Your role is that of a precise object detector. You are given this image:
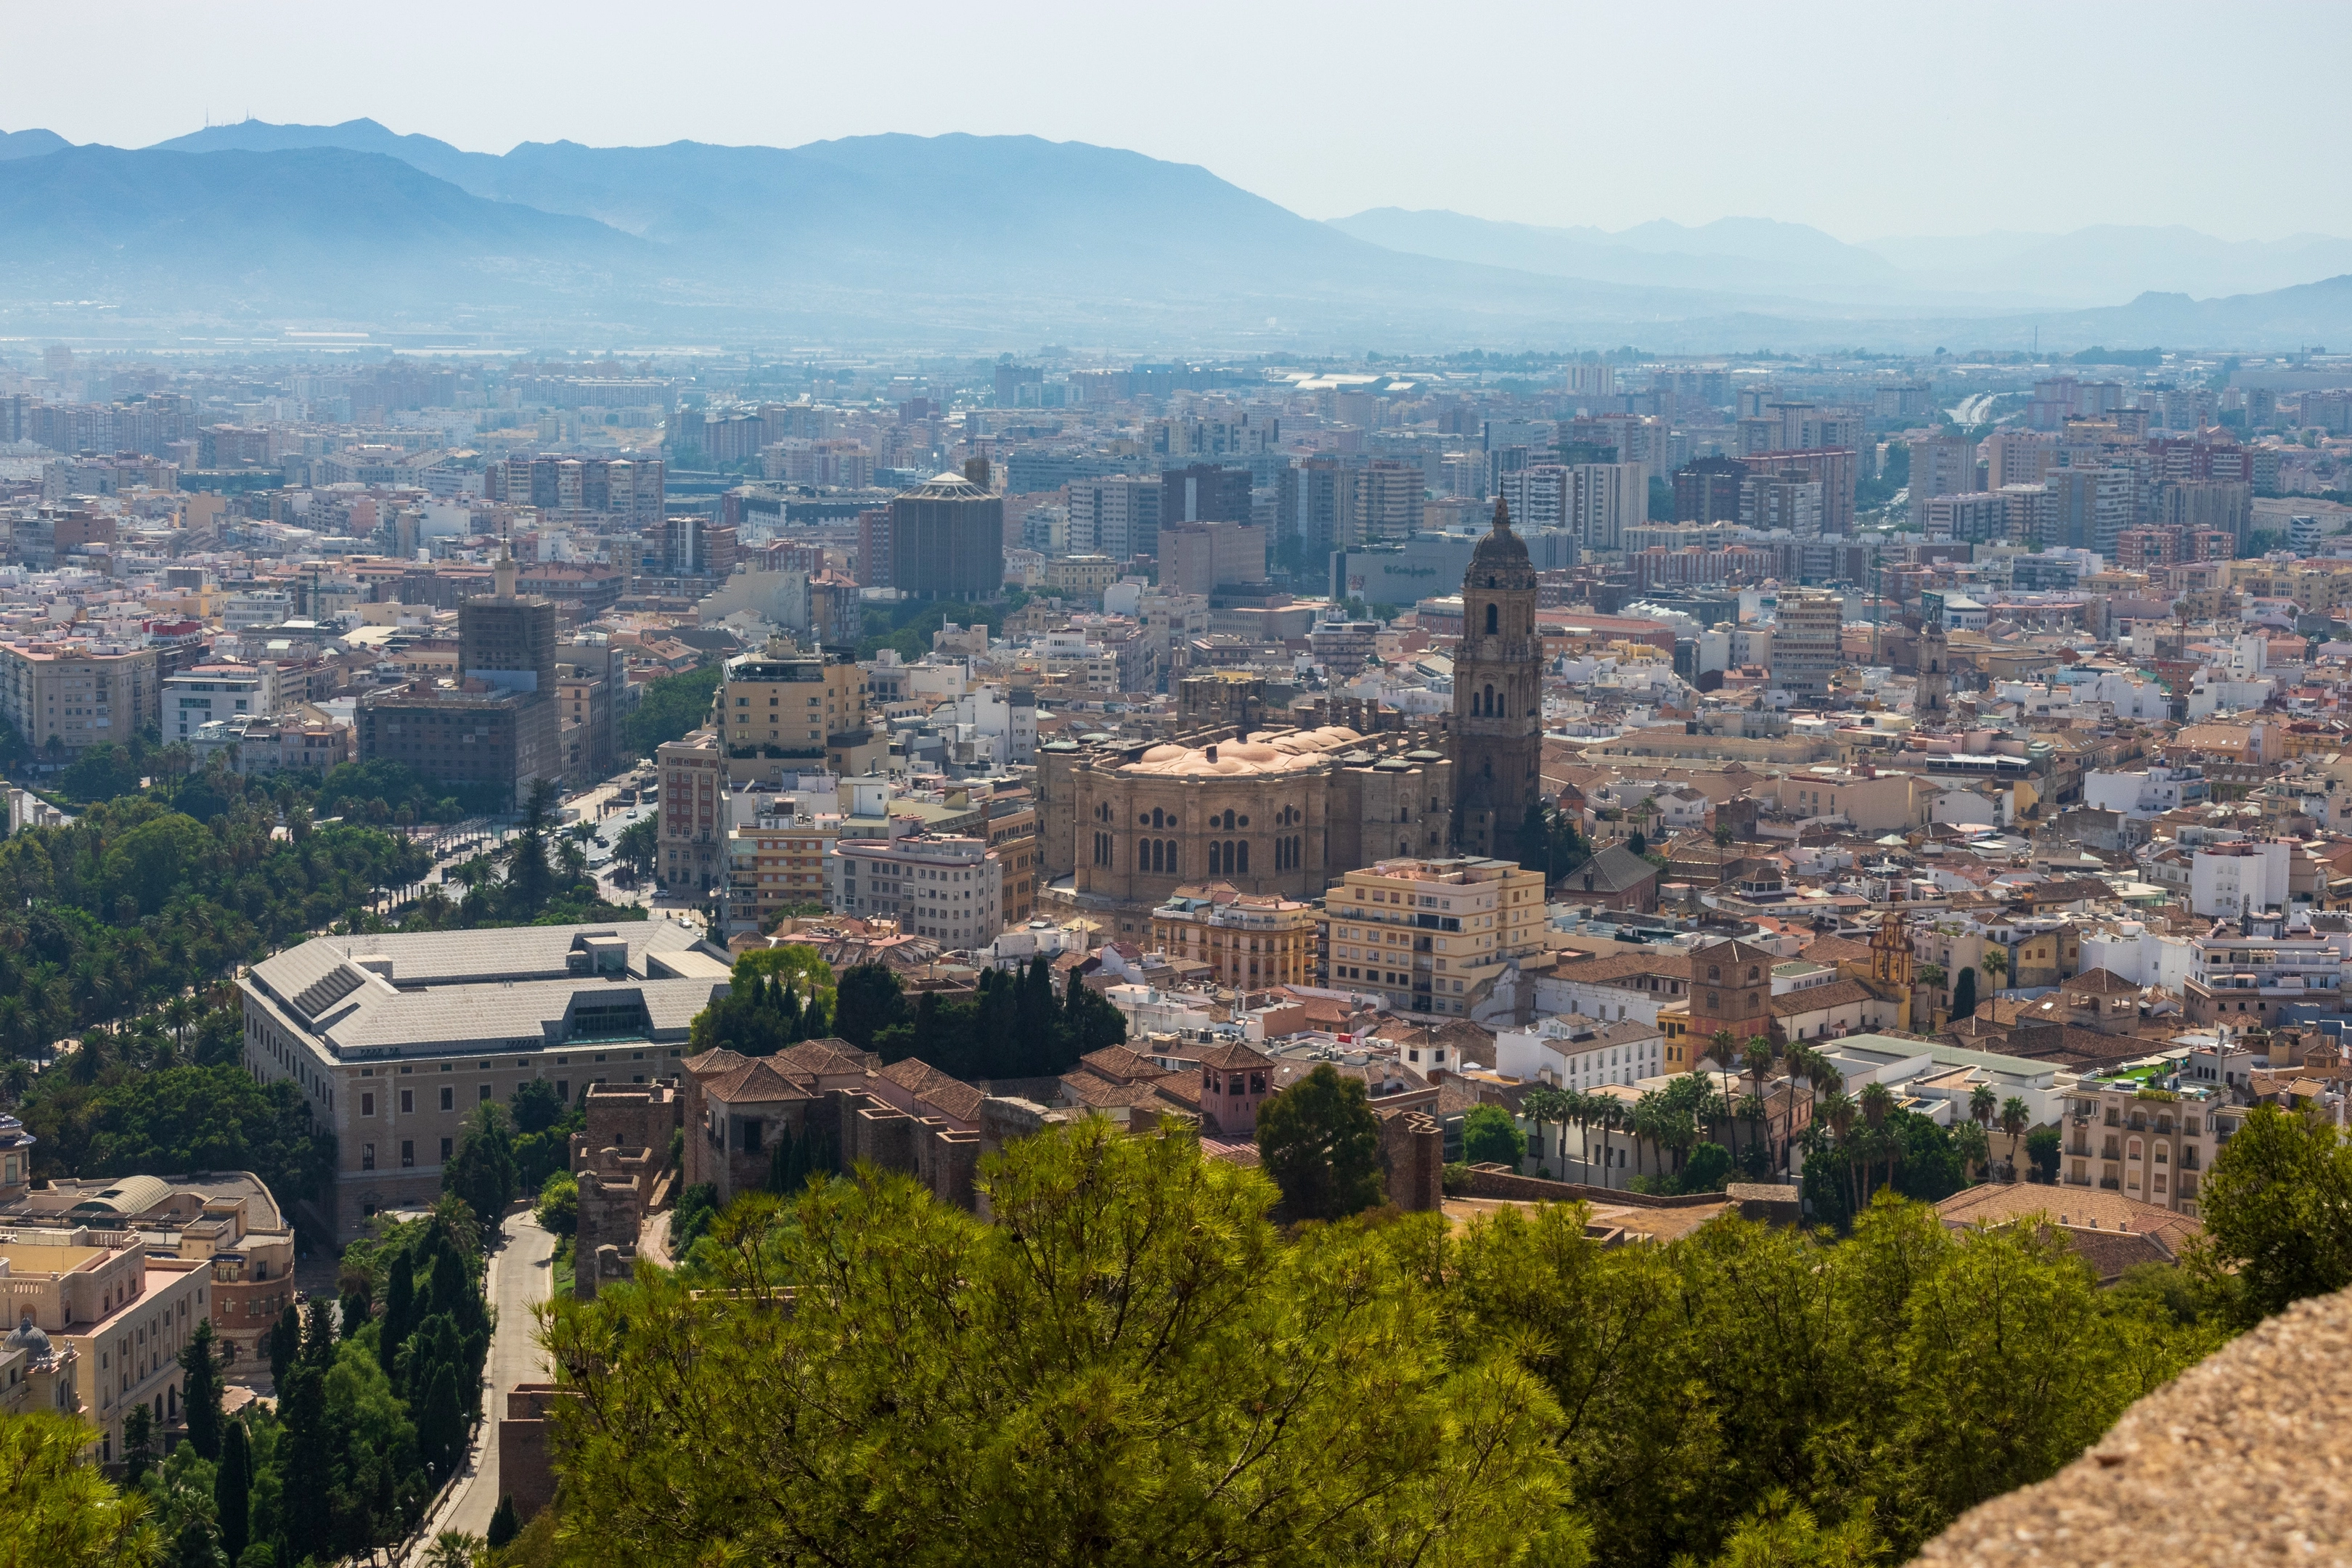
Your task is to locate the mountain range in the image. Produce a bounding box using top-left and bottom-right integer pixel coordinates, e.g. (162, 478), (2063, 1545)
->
(4, 118), (2351, 351)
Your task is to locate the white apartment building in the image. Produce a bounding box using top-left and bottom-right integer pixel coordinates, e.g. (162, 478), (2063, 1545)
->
(830, 831), (1003, 947)
(1495, 1013), (1665, 1090)
(166, 662), (281, 740)
(2186, 931), (2344, 1025)
(2083, 765), (2209, 817)
(222, 591), (294, 632)
(2189, 840), (2293, 918)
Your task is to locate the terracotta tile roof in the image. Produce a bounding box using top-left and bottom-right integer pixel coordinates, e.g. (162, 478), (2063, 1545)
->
(1768, 977), (1879, 1018)
(1077, 1045), (1164, 1084)
(682, 1048), (748, 1077)
(774, 1038), (878, 1077)
(1199, 1040), (1275, 1071)
(2067, 968), (2142, 995)
(1798, 934), (1877, 966)
(1935, 1181), (2202, 1257)
(878, 1057), (985, 1122)
(703, 1058), (817, 1105)
(1365, 1016), (1498, 1067)
(1550, 950), (1694, 986)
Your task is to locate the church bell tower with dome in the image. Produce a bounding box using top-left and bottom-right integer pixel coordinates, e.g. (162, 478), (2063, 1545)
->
(1453, 497), (1544, 860)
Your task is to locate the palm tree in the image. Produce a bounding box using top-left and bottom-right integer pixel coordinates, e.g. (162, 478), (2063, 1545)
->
(1820, 1089), (1859, 1216)
(1630, 1093), (1664, 1183)
(1969, 1082), (1998, 1138)
(1858, 1080), (1895, 1201)
(1999, 1095), (2030, 1181)
(1982, 944), (2009, 1004)
(1952, 1119), (1990, 1184)
(163, 994), (196, 1050)
(1742, 1034), (1778, 1170)
(1736, 1091), (1768, 1161)
(1706, 1028), (1739, 1073)
(1597, 1097), (1626, 1188)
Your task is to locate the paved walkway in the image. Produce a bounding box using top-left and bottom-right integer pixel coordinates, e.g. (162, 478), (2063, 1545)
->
(415, 1210), (556, 1549)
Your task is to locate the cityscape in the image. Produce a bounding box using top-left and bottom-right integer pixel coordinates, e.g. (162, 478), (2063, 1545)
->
(4, 8), (2352, 1567)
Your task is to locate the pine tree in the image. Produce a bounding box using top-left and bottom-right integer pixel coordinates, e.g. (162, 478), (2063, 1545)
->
(215, 1418), (252, 1563)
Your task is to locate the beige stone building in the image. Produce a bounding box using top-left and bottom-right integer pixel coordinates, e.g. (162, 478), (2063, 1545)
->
(240, 923), (732, 1238)
(0, 1229), (208, 1463)
(1037, 726), (1453, 930)
(1323, 856), (1545, 1019)
(0, 639), (161, 755)
(1149, 883), (1318, 991)
(2060, 1072), (2234, 1217)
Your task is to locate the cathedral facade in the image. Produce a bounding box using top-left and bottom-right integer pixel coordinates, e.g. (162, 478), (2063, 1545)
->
(1452, 498), (1545, 860)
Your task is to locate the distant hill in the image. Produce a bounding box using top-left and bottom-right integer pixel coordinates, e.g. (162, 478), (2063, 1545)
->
(0, 127), (1810, 340)
(0, 145), (654, 310)
(1331, 208), (1909, 298)
(152, 117), (503, 192)
(5, 121), (2352, 348)
(0, 128), (70, 160)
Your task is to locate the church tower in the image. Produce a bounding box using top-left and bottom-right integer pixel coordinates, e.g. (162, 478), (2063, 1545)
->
(1916, 611), (1951, 722)
(1453, 497), (1543, 860)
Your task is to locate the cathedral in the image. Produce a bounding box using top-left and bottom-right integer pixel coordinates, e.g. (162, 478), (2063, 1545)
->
(1453, 497), (1545, 859)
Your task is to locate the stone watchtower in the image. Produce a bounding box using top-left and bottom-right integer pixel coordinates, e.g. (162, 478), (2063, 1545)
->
(1453, 497), (1544, 860)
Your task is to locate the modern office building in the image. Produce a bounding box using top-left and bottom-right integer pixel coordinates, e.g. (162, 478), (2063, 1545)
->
(889, 465), (1005, 599)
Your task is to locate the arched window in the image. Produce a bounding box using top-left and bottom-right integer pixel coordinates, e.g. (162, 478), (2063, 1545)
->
(1483, 683), (1495, 715)
(1237, 841), (1250, 875)
(1483, 757), (1493, 778)
(1168, 843), (1179, 875)
(1151, 807), (1164, 828)
(1485, 603), (1499, 634)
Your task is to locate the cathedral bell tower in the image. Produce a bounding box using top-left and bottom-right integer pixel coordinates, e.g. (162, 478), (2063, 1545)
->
(1453, 497), (1543, 860)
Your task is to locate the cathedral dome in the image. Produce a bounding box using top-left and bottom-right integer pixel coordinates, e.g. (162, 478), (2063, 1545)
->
(1468, 497), (1534, 584)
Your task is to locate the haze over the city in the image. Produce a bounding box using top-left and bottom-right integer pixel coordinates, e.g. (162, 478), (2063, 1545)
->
(4, 0), (2351, 348)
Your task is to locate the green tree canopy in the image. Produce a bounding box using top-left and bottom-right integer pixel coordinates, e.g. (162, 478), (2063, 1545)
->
(2199, 1103), (2352, 1321)
(0, 1410), (159, 1566)
(1463, 1103), (1528, 1167)
(1254, 1063), (1386, 1221)
(443, 1103), (518, 1223)
(543, 1121), (1577, 1568)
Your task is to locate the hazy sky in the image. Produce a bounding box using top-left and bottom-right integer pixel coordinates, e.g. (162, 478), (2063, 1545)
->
(8, 0), (2339, 242)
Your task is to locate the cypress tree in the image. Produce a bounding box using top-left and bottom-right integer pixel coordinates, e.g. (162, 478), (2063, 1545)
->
(215, 1419), (252, 1564)
(301, 1295), (337, 1367)
(377, 1246), (414, 1372)
(338, 1273), (372, 1341)
(488, 1495), (520, 1551)
(278, 1365), (332, 1565)
(800, 989), (830, 1040)
(179, 1319), (223, 1460)
(266, 1304), (301, 1387)
(420, 1363), (467, 1481)
(778, 982), (804, 1042)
